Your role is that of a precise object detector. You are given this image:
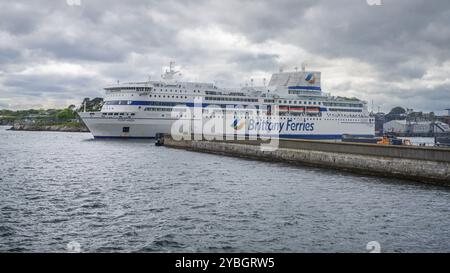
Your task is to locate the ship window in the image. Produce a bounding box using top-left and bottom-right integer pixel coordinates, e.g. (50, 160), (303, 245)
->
(122, 127), (130, 133)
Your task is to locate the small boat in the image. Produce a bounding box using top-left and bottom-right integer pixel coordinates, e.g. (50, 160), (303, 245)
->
(341, 134), (379, 144)
(155, 133), (165, 146)
(289, 107), (305, 113)
(435, 135), (450, 147)
(278, 106), (289, 112)
(306, 107), (320, 114)
(376, 134), (411, 146)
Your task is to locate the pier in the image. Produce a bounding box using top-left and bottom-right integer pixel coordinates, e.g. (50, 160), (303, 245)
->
(162, 135), (450, 187)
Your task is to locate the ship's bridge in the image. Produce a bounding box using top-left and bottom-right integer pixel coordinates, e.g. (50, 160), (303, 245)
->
(104, 83), (153, 94)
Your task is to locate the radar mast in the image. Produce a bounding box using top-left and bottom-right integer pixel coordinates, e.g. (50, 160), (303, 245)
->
(161, 61), (181, 81)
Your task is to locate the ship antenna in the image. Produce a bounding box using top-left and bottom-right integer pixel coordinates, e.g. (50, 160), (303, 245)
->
(162, 61), (180, 81)
(301, 62), (307, 72)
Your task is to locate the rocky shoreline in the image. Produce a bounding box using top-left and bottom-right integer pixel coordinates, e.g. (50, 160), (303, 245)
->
(8, 123), (89, 132)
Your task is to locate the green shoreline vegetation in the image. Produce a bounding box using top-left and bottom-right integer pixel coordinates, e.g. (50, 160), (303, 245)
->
(0, 98), (103, 132)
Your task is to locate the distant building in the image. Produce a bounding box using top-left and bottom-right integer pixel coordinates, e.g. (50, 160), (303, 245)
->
(411, 121), (431, 134)
(374, 112), (385, 135)
(433, 121), (450, 134)
(437, 109), (450, 126)
(384, 120), (450, 135)
(383, 120), (408, 134)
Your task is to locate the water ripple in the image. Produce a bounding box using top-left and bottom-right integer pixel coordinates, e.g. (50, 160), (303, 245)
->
(0, 127), (449, 252)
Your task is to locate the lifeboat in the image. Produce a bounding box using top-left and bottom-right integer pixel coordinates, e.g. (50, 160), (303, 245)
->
(289, 107), (305, 113)
(278, 106), (289, 112)
(306, 107), (320, 114)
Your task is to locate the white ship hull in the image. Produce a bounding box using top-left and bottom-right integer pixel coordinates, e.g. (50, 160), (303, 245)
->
(79, 112), (374, 139)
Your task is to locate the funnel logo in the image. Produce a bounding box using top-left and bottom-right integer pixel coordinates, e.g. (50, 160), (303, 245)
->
(305, 73), (316, 84)
(231, 119), (245, 130)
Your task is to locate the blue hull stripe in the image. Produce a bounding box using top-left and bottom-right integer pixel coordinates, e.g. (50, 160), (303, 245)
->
(254, 134), (373, 140)
(104, 101), (332, 112)
(278, 134), (373, 139)
(94, 136), (155, 139)
(130, 101), (152, 105)
(185, 103), (260, 108)
(288, 86), (321, 91)
(93, 134), (373, 140)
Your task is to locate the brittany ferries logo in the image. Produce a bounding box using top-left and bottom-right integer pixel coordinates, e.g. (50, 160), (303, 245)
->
(231, 119), (245, 130)
(305, 73), (316, 84)
(170, 97), (280, 152)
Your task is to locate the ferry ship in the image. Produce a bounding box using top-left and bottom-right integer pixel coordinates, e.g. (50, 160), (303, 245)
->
(78, 62), (375, 139)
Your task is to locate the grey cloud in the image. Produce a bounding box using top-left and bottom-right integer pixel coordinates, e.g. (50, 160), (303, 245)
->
(0, 48), (22, 64)
(228, 53), (280, 72)
(0, 0), (449, 112)
(0, 2), (44, 35)
(3, 73), (101, 98)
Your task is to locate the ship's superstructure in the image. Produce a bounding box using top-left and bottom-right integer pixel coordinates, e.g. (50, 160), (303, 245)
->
(79, 63), (374, 139)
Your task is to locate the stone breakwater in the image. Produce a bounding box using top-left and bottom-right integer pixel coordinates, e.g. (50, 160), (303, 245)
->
(163, 136), (450, 187)
(9, 123), (89, 132)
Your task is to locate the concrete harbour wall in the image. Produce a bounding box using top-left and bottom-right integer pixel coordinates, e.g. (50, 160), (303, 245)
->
(163, 136), (450, 187)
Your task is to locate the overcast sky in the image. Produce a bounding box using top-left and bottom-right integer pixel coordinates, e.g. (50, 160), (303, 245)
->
(0, 0), (449, 113)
